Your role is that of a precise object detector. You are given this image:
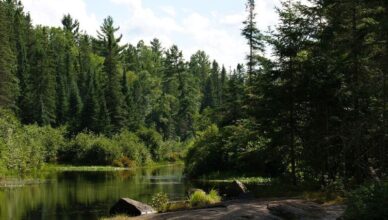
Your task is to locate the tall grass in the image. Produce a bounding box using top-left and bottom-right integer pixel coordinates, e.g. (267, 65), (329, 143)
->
(189, 189), (221, 207)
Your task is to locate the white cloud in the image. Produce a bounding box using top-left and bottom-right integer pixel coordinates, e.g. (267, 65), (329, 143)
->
(110, 0), (182, 47)
(160, 6), (176, 17)
(22, 0), (100, 35)
(220, 13), (245, 26)
(21, 0), (290, 68)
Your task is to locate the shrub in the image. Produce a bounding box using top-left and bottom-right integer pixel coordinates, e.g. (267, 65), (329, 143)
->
(112, 156), (136, 168)
(189, 189), (221, 207)
(151, 192), (169, 212)
(113, 130), (151, 166)
(85, 137), (121, 165)
(184, 123), (274, 178)
(184, 124), (222, 177)
(59, 132), (121, 165)
(343, 182), (388, 220)
(158, 140), (189, 162)
(0, 109), (46, 173)
(136, 127), (163, 161)
(24, 125), (66, 163)
(58, 132), (94, 164)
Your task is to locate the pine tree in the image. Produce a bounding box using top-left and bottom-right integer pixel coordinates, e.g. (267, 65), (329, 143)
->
(97, 16), (125, 133)
(80, 72), (99, 132)
(241, 0), (264, 83)
(61, 14), (79, 37)
(0, 1), (18, 110)
(26, 27), (56, 125)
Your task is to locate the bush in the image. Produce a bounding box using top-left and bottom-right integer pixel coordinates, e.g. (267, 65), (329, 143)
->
(112, 156), (136, 168)
(59, 132), (121, 165)
(136, 127), (163, 161)
(184, 124), (222, 177)
(151, 192), (169, 212)
(184, 123), (275, 178)
(189, 189), (221, 207)
(24, 125), (66, 163)
(113, 130), (151, 166)
(344, 182), (388, 220)
(0, 109), (47, 173)
(85, 137), (121, 165)
(158, 140), (189, 162)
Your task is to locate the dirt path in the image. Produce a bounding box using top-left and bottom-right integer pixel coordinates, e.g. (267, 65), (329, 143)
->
(127, 199), (345, 220)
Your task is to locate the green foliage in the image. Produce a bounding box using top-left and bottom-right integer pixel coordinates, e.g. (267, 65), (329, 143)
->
(0, 2), (18, 110)
(188, 189), (221, 207)
(184, 124), (221, 177)
(24, 125), (66, 163)
(150, 192), (169, 212)
(58, 132), (121, 166)
(112, 156), (135, 168)
(136, 127), (163, 161)
(344, 183), (388, 220)
(0, 109), (62, 173)
(185, 123), (274, 177)
(159, 140), (190, 162)
(113, 130), (151, 165)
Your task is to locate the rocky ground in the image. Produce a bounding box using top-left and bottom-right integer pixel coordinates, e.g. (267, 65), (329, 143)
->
(110, 198), (345, 220)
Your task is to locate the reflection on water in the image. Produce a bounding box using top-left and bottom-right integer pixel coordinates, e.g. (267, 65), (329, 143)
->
(0, 165), (188, 220)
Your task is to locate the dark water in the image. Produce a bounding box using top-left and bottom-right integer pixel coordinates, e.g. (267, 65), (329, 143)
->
(0, 165), (190, 220)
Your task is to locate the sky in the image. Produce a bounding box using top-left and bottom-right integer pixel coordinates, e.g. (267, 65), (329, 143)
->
(21, 0), (283, 68)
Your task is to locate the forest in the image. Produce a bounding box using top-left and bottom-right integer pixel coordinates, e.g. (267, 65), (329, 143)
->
(0, 0), (387, 218)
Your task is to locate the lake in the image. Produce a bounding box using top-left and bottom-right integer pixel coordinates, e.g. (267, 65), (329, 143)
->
(0, 165), (190, 220)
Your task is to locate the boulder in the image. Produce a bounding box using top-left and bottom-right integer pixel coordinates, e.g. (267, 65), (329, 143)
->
(268, 200), (327, 220)
(110, 198), (156, 216)
(225, 180), (251, 198)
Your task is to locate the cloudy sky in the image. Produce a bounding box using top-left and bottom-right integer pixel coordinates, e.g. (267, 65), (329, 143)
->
(22, 0), (283, 68)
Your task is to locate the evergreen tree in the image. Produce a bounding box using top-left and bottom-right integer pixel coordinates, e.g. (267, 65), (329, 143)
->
(241, 0), (264, 82)
(97, 16), (125, 132)
(61, 14), (79, 37)
(26, 27), (56, 125)
(80, 72), (99, 132)
(0, 1), (18, 110)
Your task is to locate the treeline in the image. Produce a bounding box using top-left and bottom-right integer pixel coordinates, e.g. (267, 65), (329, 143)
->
(0, 0), (235, 139)
(186, 0), (388, 186)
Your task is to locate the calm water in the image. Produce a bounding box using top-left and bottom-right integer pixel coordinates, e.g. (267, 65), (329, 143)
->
(0, 165), (190, 220)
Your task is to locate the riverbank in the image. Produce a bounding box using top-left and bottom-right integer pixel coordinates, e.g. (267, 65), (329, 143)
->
(0, 162), (183, 188)
(103, 198), (345, 220)
(42, 161), (184, 172)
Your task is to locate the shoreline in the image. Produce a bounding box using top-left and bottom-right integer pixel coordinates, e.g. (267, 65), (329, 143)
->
(0, 162), (184, 188)
(103, 198), (345, 220)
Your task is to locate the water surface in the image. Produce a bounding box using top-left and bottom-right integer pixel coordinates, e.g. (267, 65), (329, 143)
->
(0, 165), (188, 220)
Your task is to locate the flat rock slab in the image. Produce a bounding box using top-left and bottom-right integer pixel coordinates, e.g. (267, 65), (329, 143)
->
(268, 200), (327, 220)
(128, 199), (344, 220)
(110, 198), (156, 216)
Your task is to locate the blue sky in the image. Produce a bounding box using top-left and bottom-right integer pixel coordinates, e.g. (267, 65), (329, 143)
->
(22, 0), (283, 68)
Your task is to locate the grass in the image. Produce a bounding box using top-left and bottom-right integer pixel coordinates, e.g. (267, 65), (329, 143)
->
(41, 161), (183, 172)
(201, 176), (272, 184)
(42, 164), (130, 172)
(189, 189), (221, 207)
(196, 171), (272, 184)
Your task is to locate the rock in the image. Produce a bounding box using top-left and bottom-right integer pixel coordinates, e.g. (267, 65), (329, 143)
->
(233, 180), (248, 193)
(225, 180), (251, 198)
(268, 200), (327, 220)
(110, 198), (156, 216)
